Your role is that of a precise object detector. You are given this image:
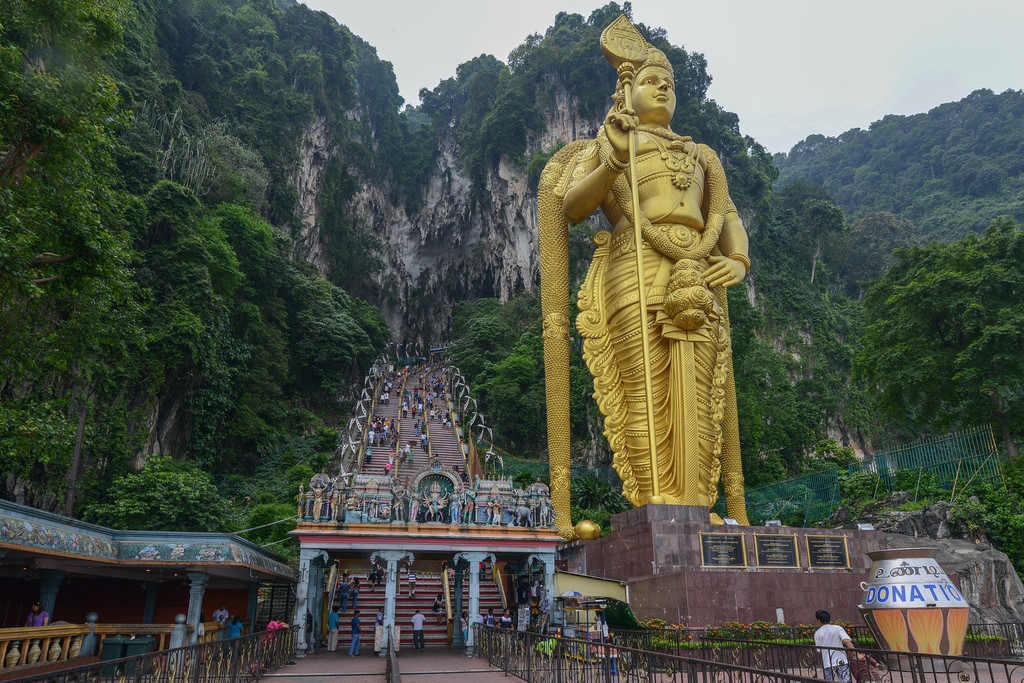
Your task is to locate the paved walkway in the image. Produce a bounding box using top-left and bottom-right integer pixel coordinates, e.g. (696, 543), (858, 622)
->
(264, 647), (514, 682)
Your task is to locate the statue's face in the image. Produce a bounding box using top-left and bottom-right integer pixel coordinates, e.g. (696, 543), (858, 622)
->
(632, 66), (675, 126)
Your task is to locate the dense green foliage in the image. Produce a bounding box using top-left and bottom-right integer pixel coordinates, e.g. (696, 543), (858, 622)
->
(1, 0), (388, 545)
(83, 456), (229, 531)
(855, 217), (1024, 459)
(775, 89), (1024, 239)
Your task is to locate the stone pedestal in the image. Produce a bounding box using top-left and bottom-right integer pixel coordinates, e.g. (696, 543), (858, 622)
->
(558, 504), (886, 627)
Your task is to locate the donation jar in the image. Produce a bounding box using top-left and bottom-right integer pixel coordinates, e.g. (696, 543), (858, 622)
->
(858, 548), (969, 656)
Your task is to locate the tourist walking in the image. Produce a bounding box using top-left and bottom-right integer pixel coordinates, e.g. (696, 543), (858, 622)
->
(433, 593), (445, 624)
(350, 577), (360, 610)
(814, 609), (854, 681)
(348, 611), (361, 656)
(411, 610), (426, 651)
(338, 574), (350, 612)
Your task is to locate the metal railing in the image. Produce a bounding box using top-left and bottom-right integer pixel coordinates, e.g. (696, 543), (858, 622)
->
(0, 621), (232, 673)
(474, 626), (822, 682)
(385, 625), (400, 683)
(605, 622), (1024, 658)
(476, 626), (1024, 683)
(4, 628), (296, 683)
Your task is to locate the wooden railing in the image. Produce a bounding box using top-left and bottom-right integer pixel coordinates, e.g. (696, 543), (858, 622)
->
(0, 621), (228, 671)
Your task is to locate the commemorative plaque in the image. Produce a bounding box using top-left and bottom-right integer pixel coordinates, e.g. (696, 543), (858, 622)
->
(700, 532), (747, 568)
(754, 534), (799, 568)
(806, 535), (850, 569)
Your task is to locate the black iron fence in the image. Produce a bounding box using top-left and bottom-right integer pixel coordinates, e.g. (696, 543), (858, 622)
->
(475, 626), (1024, 682)
(6, 628), (297, 683)
(606, 622), (1024, 660)
(475, 626), (822, 682)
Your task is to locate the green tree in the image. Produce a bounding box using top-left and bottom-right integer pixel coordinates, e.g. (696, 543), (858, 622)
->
(1, 0), (144, 506)
(855, 217), (1024, 459)
(82, 456), (231, 531)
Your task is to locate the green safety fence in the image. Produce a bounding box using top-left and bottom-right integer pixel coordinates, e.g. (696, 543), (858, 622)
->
(849, 424), (1003, 499)
(742, 425), (1004, 526)
(740, 467), (842, 527)
(471, 426), (1004, 527)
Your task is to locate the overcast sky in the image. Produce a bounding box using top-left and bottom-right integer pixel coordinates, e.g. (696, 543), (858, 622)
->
(301, 0), (1024, 155)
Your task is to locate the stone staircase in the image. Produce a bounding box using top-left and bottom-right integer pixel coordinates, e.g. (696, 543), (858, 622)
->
(359, 368), (465, 482)
(330, 567), (504, 651)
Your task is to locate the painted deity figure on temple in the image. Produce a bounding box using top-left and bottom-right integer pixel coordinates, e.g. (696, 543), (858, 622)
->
(312, 487), (324, 521)
(462, 487), (477, 524)
(488, 493), (504, 526)
(330, 487), (342, 521)
(390, 480), (408, 522)
(450, 495), (461, 524)
(538, 16), (749, 538)
(421, 481), (449, 522)
(538, 496), (553, 527)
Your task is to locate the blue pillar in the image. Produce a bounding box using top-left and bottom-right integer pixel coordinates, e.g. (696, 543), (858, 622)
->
(294, 549), (327, 658)
(454, 551), (495, 655)
(142, 582), (160, 624)
(186, 572), (209, 644)
(370, 550), (414, 655)
(38, 569), (66, 618)
(246, 583), (259, 634)
(451, 558), (467, 647)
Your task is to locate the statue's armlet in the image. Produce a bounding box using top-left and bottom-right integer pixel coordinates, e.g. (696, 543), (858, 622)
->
(557, 140), (601, 198)
(699, 143), (739, 218)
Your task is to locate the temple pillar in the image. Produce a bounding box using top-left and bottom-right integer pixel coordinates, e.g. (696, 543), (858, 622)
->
(186, 572), (209, 644)
(528, 552), (556, 595)
(370, 550), (414, 655)
(451, 557), (468, 647)
(38, 569), (66, 618)
(293, 548), (327, 657)
(454, 551), (495, 655)
(246, 583), (259, 634)
(142, 582), (160, 624)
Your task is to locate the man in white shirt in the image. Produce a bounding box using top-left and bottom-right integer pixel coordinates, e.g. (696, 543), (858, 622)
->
(814, 609), (854, 681)
(411, 610), (426, 651)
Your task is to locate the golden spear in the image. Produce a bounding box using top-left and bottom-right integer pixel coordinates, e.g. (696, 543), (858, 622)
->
(599, 15), (664, 504)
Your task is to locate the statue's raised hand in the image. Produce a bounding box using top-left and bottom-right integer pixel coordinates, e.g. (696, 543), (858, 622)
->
(603, 107), (637, 164)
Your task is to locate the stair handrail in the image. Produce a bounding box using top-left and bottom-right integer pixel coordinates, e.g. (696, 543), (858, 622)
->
(441, 563), (453, 624)
(492, 561), (508, 612)
(445, 365), (486, 480)
(337, 353), (390, 477)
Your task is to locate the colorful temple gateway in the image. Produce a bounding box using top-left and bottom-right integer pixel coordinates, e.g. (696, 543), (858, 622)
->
(288, 362), (562, 655)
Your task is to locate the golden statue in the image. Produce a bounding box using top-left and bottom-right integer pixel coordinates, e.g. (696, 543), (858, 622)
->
(539, 16), (749, 540)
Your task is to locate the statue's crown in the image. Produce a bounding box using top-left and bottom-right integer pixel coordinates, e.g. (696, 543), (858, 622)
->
(639, 46), (673, 76)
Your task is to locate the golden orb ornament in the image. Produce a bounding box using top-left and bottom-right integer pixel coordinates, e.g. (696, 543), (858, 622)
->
(574, 520), (602, 540)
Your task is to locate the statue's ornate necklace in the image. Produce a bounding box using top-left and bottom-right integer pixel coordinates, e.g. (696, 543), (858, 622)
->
(639, 126), (699, 191)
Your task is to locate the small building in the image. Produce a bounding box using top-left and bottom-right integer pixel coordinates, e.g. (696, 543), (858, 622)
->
(0, 499), (294, 634)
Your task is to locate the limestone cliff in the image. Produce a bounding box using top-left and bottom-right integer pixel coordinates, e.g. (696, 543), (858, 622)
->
(288, 76), (602, 342)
